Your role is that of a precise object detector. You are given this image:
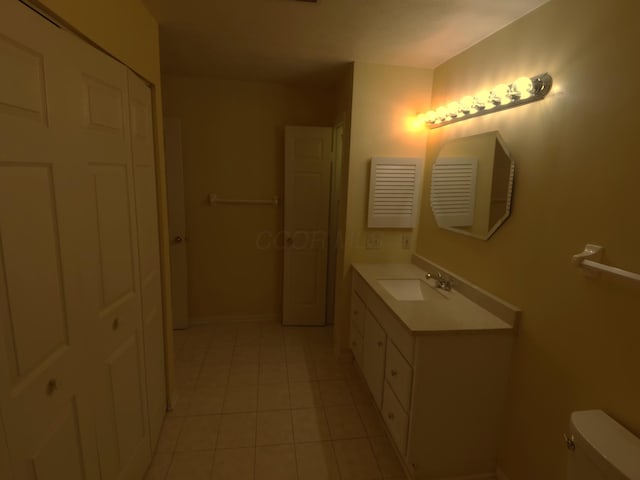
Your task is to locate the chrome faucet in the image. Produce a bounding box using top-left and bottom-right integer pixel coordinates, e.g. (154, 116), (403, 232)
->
(425, 271), (453, 291)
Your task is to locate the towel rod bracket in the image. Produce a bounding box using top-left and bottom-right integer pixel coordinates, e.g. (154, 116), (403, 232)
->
(572, 244), (604, 278)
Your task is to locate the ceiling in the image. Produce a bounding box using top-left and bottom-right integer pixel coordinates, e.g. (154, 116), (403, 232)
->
(145, 0), (550, 86)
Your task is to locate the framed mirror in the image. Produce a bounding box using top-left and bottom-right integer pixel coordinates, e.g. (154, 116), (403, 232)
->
(430, 131), (514, 240)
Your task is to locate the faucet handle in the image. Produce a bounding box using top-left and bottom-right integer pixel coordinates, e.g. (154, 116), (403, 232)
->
(426, 271), (454, 291)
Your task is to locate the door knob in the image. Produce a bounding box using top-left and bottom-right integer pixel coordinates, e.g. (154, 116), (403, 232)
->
(174, 235), (184, 243)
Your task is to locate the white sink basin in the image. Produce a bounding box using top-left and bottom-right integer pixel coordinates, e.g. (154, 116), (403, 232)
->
(378, 278), (449, 302)
(378, 279), (424, 300)
(377, 278), (450, 301)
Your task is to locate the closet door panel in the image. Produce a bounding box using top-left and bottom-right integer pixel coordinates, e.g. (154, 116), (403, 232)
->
(0, 2), (101, 479)
(92, 164), (136, 304)
(0, 165), (68, 375)
(26, 402), (86, 480)
(72, 35), (150, 480)
(128, 71), (166, 449)
(106, 333), (147, 466)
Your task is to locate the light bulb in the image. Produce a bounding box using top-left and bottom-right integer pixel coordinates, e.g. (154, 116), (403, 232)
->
(473, 91), (493, 110)
(491, 84), (510, 105)
(424, 111), (437, 124)
(511, 76), (533, 100)
(436, 106), (448, 122)
(460, 96), (475, 114)
(447, 101), (460, 118)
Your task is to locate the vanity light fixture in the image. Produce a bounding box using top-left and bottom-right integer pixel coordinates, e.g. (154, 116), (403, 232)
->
(422, 73), (552, 128)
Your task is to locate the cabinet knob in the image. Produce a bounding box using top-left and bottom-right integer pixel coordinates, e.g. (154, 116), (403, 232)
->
(387, 412), (395, 420)
(564, 433), (575, 451)
(377, 341), (383, 347)
(390, 369), (397, 376)
(112, 317), (120, 330)
(46, 378), (57, 396)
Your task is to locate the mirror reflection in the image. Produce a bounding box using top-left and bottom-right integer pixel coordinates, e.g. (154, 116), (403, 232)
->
(430, 131), (514, 240)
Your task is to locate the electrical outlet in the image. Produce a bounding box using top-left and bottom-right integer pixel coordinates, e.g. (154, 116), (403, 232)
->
(366, 232), (382, 249)
(401, 233), (411, 249)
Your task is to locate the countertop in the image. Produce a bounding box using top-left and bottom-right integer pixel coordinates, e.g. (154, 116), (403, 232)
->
(352, 263), (514, 334)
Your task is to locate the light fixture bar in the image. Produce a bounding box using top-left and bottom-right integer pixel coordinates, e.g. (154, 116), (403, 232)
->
(423, 73), (552, 129)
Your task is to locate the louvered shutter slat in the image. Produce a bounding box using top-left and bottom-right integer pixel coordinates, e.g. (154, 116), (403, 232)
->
(430, 157), (477, 227)
(367, 157), (423, 228)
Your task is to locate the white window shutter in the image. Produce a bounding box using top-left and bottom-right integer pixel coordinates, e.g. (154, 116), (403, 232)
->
(430, 157), (478, 227)
(367, 157), (423, 228)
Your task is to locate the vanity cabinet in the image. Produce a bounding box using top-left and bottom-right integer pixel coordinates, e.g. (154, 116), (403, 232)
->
(350, 267), (515, 479)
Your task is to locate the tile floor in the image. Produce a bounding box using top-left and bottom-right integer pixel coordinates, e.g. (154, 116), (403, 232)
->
(145, 322), (408, 480)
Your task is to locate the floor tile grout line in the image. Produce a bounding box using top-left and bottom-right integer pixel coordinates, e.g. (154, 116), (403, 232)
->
(328, 439), (344, 480)
(166, 324), (405, 479)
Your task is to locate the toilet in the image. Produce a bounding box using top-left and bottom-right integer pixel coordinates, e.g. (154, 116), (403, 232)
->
(567, 410), (640, 479)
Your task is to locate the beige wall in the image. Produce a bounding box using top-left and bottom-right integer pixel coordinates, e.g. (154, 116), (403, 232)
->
(334, 63), (433, 354)
(162, 76), (336, 321)
(416, 1), (640, 478)
(37, 0), (160, 83)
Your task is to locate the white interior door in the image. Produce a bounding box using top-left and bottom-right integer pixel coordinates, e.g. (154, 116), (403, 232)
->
(326, 123), (344, 324)
(0, 2), (101, 478)
(163, 117), (189, 330)
(128, 72), (167, 450)
(283, 126), (333, 326)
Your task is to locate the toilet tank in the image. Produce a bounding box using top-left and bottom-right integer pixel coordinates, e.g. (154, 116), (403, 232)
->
(567, 410), (640, 480)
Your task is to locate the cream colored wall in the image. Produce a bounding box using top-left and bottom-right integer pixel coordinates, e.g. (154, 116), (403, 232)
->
(32, 0), (175, 402)
(334, 63), (433, 354)
(162, 76), (336, 321)
(415, 1), (640, 478)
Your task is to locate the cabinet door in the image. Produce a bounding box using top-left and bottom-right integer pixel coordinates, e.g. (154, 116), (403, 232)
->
(0, 3), (101, 478)
(363, 310), (387, 408)
(382, 382), (409, 455)
(349, 317), (364, 369)
(350, 292), (365, 334)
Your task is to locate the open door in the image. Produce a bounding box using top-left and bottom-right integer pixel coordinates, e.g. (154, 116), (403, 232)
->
(283, 126), (333, 326)
(164, 118), (189, 329)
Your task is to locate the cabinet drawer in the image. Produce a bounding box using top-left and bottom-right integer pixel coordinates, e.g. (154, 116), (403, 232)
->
(382, 382), (409, 455)
(385, 341), (413, 411)
(349, 319), (364, 369)
(350, 293), (365, 335)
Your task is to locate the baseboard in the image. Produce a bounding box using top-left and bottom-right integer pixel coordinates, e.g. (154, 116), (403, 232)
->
(189, 314), (280, 325)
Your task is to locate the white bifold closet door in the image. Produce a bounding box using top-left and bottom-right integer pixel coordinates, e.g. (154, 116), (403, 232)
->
(0, 2), (103, 478)
(0, 1), (165, 479)
(75, 35), (151, 480)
